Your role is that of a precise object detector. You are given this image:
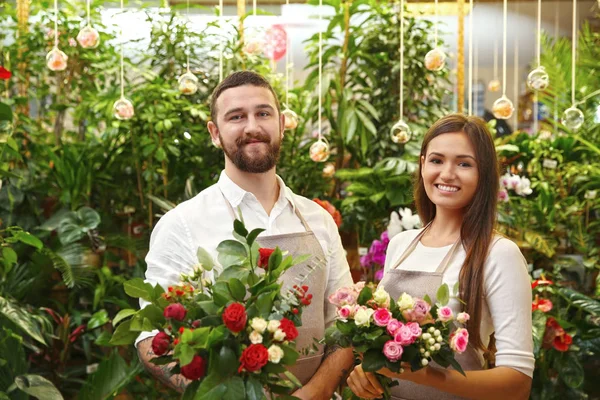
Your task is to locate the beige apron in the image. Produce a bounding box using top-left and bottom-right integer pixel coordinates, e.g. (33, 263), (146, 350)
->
(378, 225), (483, 400)
(221, 193), (327, 386)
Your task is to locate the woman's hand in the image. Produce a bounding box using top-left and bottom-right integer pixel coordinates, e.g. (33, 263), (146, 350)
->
(377, 363), (426, 384)
(346, 364), (385, 399)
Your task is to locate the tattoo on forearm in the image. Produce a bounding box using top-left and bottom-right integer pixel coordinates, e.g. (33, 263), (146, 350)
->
(322, 344), (342, 362)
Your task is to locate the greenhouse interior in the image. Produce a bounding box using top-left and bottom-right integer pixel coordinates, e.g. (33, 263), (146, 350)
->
(0, 0), (599, 399)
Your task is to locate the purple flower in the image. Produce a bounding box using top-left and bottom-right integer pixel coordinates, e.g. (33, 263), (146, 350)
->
(380, 231), (390, 246)
(374, 269), (384, 281)
(360, 253), (373, 268)
(371, 252), (386, 266)
(370, 240), (386, 256)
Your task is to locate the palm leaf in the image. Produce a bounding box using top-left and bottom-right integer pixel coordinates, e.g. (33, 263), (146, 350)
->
(557, 287), (600, 317)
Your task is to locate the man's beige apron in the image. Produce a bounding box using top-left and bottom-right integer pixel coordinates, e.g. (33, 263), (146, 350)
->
(378, 225), (483, 400)
(221, 193), (327, 385)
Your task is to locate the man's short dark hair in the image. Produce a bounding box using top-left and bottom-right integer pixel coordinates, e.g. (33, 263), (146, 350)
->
(210, 71), (281, 124)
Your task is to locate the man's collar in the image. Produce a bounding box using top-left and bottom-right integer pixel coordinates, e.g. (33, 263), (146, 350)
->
(217, 170), (296, 212)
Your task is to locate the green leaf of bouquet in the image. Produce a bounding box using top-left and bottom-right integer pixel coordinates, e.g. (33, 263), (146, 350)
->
(357, 286), (373, 306)
(335, 320), (353, 335)
(198, 301), (219, 316)
(219, 265), (250, 282)
(139, 304), (165, 325)
(112, 309), (137, 327)
(149, 355), (173, 366)
(436, 284), (450, 306)
(448, 355), (466, 376)
(182, 329), (193, 343)
(207, 326), (226, 347)
(431, 352), (451, 368)
(179, 344), (195, 366)
(233, 219), (249, 238)
(87, 309), (109, 330)
(223, 376), (245, 400)
(268, 248), (283, 272)
(197, 247), (215, 271)
(194, 374), (227, 400)
(283, 370), (302, 388)
(280, 344), (300, 365)
(372, 335), (391, 349)
(228, 278), (246, 302)
(182, 381), (201, 400)
(129, 315), (144, 332)
(245, 376), (263, 400)
(362, 349), (387, 372)
(452, 282), (460, 296)
(402, 345), (419, 362)
(191, 327), (211, 348)
(123, 278), (154, 301)
(364, 328), (384, 341)
(263, 363), (286, 374)
(108, 320), (139, 345)
(212, 282), (233, 307)
(216, 346), (238, 376)
(217, 240), (247, 266)
(423, 294), (432, 306)
(291, 254), (311, 266)
(256, 293), (274, 317)
(246, 228), (265, 247)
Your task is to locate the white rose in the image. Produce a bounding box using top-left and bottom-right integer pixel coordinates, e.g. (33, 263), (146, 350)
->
(268, 345), (284, 364)
(373, 287), (391, 307)
(273, 329), (286, 341)
(354, 307), (374, 327)
(456, 312), (470, 324)
(267, 320), (281, 333)
(251, 318), (268, 333)
(397, 293), (415, 311)
(249, 331), (263, 344)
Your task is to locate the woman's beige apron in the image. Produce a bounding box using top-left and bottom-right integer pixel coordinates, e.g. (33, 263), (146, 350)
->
(221, 192), (326, 386)
(378, 226), (483, 400)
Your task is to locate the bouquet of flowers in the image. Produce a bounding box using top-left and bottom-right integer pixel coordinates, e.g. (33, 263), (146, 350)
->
(325, 282), (470, 399)
(109, 219), (315, 398)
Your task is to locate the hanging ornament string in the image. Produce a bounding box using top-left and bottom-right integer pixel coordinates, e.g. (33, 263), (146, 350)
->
(54, 0), (59, 49)
(468, 0), (473, 115)
(120, 0), (124, 99)
(570, 0), (576, 107)
(285, 0), (290, 107)
(86, 0), (91, 26)
(493, 39), (498, 79)
(502, 0), (507, 97)
(317, 0), (323, 140)
(253, 0), (257, 16)
(399, 0), (404, 119)
(513, 23), (519, 129)
(474, 35), (478, 116)
(536, 0), (541, 67)
(187, 0), (190, 73)
(434, 0), (439, 48)
(219, 0), (224, 81)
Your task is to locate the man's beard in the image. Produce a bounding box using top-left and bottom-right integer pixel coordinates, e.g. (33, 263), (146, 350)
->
(220, 132), (281, 173)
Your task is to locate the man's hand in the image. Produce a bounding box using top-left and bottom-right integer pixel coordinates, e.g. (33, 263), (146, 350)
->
(137, 337), (191, 393)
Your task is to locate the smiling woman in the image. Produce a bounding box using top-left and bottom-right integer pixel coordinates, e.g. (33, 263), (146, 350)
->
(347, 114), (534, 400)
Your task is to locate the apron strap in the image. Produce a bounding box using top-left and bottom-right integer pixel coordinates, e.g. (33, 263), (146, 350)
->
(390, 222), (432, 270)
(218, 188), (311, 233)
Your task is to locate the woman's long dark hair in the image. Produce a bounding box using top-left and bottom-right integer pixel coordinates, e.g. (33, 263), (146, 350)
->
(414, 114), (499, 353)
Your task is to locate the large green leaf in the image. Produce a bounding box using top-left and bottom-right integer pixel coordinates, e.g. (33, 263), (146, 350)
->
(197, 247), (215, 271)
(108, 319), (139, 346)
(77, 207), (101, 231)
(0, 297), (46, 345)
(123, 278), (154, 301)
(245, 376), (263, 400)
(217, 240), (248, 267)
(560, 352), (584, 389)
(87, 310), (109, 330)
(0, 329), (27, 397)
(112, 309), (137, 327)
(531, 311), (548, 356)
(0, 103), (13, 122)
(216, 346), (238, 375)
(223, 376), (246, 400)
(228, 278), (246, 302)
(557, 287), (600, 316)
(13, 375), (63, 400)
(362, 349), (387, 372)
(78, 352), (143, 400)
(436, 284), (449, 306)
(14, 232), (43, 249)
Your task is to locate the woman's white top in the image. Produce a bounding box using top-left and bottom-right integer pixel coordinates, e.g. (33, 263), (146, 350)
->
(384, 229), (535, 378)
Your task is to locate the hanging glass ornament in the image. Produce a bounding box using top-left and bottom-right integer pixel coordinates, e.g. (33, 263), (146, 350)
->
(492, 95), (514, 120)
(243, 38), (263, 56)
(488, 79), (501, 92)
(309, 139), (330, 163)
(178, 71), (199, 95)
(282, 109), (298, 130)
(77, 25), (100, 49)
(424, 48), (446, 72)
(46, 47), (68, 71)
(561, 106), (584, 130)
(526, 66), (549, 91)
(113, 97), (135, 120)
(322, 162), (335, 178)
(390, 119), (412, 144)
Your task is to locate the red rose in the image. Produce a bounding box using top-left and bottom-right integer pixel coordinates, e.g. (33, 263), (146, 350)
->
(258, 248), (275, 269)
(181, 355), (207, 380)
(279, 318), (298, 341)
(239, 344), (269, 372)
(151, 332), (171, 356)
(222, 302), (247, 333)
(164, 303), (187, 321)
(553, 332), (573, 352)
(0, 66), (11, 80)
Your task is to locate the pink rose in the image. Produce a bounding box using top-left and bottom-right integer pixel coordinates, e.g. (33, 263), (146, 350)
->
(402, 299), (433, 324)
(450, 328), (469, 353)
(437, 306), (454, 323)
(394, 325), (416, 346)
(337, 305), (354, 321)
(456, 312), (470, 324)
(407, 322), (422, 338)
(383, 340), (403, 362)
(328, 287), (357, 307)
(373, 308), (392, 327)
(386, 319), (403, 336)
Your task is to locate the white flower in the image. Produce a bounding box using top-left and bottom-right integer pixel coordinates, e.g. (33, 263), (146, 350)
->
(249, 331), (263, 344)
(397, 293), (415, 311)
(515, 177), (533, 196)
(456, 312), (470, 324)
(268, 345), (284, 364)
(387, 211), (403, 239)
(399, 208), (422, 230)
(585, 190), (597, 200)
(267, 320), (281, 333)
(273, 329), (286, 341)
(354, 307), (374, 326)
(373, 286), (391, 307)
(251, 318), (267, 333)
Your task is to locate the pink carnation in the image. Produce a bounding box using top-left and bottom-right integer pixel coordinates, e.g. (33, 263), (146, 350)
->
(450, 328), (469, 353)
(383, 340), (403, 362)
(373, 308), (392, 327)
(437, 306), (454, 323)
(394, 325), (416, 346)
(407, 322), (422, 338)
(386, 319), (403, 336)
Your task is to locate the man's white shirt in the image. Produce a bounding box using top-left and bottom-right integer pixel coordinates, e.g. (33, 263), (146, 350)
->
(137, 170), (353, 345)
